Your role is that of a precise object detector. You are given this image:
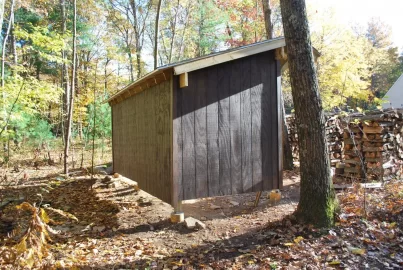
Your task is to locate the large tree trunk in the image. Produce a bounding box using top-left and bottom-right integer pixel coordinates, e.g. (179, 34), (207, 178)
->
(262, 0), (293, 170)
(64, 0), (77, 175)
(280, 0), (335, 227)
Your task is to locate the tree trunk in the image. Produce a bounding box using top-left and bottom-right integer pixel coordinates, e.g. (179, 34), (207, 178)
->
(0, 0), (5, 41)
(10, 13), (17, 66)
(262, 0), (273, 40)
(279, 0), (335, 227)
(61, 0), (70, 146)
(1, 0), (14, 88)
(153, 0), (162, 70)
(64, 0), (77, 175)
(262, 0), (293, 170)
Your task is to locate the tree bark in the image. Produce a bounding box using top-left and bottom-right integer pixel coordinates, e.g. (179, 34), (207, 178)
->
(64, 0), (77, 175)
(262, 0), (293, 170)
(153, 0), (162, 69)
(262, 0), (273, 39)
(280, 0), (335, 227)
(61, 0), (70, 146)
(0, 0), (5, 41)
(1, 0), (14, 88)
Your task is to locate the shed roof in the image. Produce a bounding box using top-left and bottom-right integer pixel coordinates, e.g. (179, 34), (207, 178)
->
(107, 37), (286, 105)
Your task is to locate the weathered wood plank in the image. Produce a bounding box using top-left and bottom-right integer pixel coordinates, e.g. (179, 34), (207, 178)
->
(250, 54), (263, 192)
(206, 65), (219, 197)
(230, 59), (242, 194)
(261, 51), (273, 191)
(218, 62), (232, 195)
(269, 53), (279, 189)
(241, 58), (252, 193)
(112, 80), (172, 204)
(276, 59), (283, 189)
(182, 72), (196, 200)
(195, 69), (208, 198)
(172, 76), (183, 203)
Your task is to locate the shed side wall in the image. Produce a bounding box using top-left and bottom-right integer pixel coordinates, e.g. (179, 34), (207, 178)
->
(173, 50), (281, 201)
(112, 79), (172, 203)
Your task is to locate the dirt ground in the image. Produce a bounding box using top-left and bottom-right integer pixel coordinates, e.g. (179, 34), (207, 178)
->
(0, 157), (402, 269)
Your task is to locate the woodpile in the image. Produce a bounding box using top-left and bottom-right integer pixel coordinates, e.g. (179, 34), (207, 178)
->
(342, 120), (364, 179)
(286, 109), (403, 181)
(285, 115), (299, 162)
(326, 115), (343, 167)
(286, 114), (344, 166)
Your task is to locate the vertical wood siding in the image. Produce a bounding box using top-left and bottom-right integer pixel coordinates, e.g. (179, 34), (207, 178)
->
(112, 80), (172, 203)
(173, 50), (281, 201)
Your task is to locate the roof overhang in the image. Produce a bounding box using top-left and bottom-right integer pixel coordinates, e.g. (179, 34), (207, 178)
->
(107, 37), (321, 105)
(173, 38), (286, 75)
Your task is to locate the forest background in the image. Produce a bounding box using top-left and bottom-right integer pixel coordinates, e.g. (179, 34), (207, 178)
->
(0, 0), (402, 166)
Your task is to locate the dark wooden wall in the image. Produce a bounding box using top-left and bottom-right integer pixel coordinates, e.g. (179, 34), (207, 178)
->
(112, 79), (172, 203)
(173, 50), (282, 201)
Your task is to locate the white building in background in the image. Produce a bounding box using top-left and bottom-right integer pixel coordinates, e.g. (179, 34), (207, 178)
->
(382, 73), (403, 109)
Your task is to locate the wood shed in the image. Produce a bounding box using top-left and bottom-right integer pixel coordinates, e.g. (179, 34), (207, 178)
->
(107, 37), (286, 210)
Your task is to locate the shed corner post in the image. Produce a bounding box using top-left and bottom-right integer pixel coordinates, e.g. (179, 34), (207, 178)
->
(170, 72), (184, 223)
(276, 59), (284, 189)
(110, 102), (115, 174)
(170, 200), (184, 223)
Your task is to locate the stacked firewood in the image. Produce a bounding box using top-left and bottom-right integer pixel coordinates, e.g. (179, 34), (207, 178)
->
(286, 114), (344, 165)
(326, 115), (344, 166)
(286, 109), (403, 181)
(285, 115), (299, 162)
(342, 120), (364, 178)
(363, 110), (403, 180)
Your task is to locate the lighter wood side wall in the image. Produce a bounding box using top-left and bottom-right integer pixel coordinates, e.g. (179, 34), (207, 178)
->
(112, 79), (172, 203)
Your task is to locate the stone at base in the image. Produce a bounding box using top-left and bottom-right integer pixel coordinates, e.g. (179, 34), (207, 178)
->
(170, 212), (185, 223)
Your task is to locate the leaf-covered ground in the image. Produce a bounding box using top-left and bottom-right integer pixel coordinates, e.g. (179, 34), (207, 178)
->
(0, 160), (402, 269)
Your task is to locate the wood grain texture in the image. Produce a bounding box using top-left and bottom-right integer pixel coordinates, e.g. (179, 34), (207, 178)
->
(206, 65), (219, 197)
(181, 72), (196, 200)
(194, 68), (208, 198)
(261, 51), (273, 191)
(250, 54), (263, 192)
(276, 60), (284, 189)
(218, 62), (232, 195)
(172, 75), (183, 203)
(241, 58), (252, 193)
(230, 60), (243, 194)
(112, 80), (172, 203)
(111, 50), (282, 204)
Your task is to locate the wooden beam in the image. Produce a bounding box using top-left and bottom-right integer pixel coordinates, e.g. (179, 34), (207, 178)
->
(179, 72), (188, 88)
(173, 38), (285, 75)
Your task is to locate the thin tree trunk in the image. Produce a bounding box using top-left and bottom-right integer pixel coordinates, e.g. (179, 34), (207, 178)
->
(1, 0), (14, 88)
(91, 61), (98, 177)
(0, 0), (5, 40)
(64, 0), (77, 175)
(1, 0), (15, 155)
(10, 13), (17, 66)
(61, 0), (70, 146)
(280, 0), (335, 227)
(168, 0), (180, 63)
(153, 0), (162, 69)
(262, 0), (273, 39)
